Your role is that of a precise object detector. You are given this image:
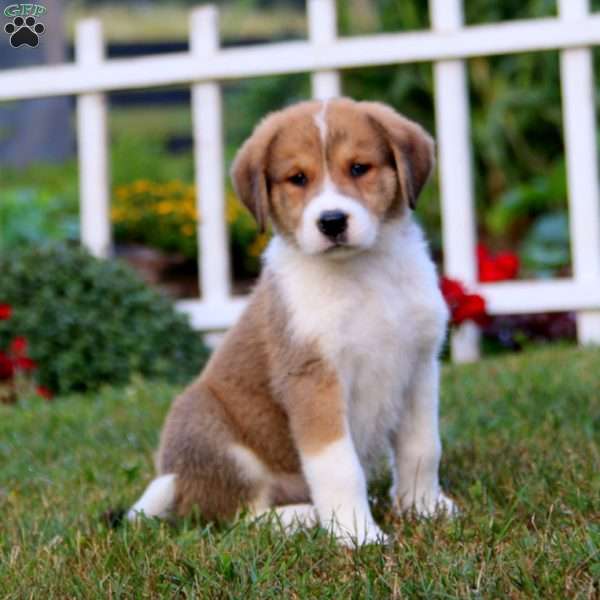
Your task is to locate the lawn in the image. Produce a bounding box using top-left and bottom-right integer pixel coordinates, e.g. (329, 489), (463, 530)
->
(1, 346), (599, 598)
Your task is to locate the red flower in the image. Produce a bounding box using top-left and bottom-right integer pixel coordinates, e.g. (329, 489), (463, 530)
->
(495, 252), (519, 278)
(9, 336), (27, 357)
(36, 386), (53, 401)
(440, 277), (466, 307)
(0, 352), (14, 380)
(477, 244), (520, 282)
(0, 304), (11, 320)
(440, 276), (489, 327)
(452, 293), (489, 326)
(14, 356), (37, 372)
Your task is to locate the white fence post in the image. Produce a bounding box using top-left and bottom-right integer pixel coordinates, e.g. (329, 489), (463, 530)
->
(76, 19), (111, 259)
(190, 6), (231, 305)
(558, 0), (600, 345)
(308, 0), (341, 99)
(430, 0), (480, 362)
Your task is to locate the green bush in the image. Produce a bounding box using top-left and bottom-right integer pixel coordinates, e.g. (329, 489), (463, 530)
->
(0, 244), (209, 395)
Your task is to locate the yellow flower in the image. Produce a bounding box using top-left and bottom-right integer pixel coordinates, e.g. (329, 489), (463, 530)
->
(182, 203), (194, 217)
(248, 233), (269, 257)
(152, 183), (167, 196)
(166, 180), (184, 193)
(115, 187), (129, 200)
(181, 224), (195, 236)
(133, 179), (150, 193)
(157, 201), (174, 215)
(110, 207), (123, 221)
(227, 197), (243, 223)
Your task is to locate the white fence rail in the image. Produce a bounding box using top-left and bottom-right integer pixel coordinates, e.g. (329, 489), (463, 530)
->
(1, 0), (599, 361)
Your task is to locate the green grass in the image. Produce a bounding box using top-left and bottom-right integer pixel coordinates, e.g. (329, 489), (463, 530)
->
(1, 346), (599, 597)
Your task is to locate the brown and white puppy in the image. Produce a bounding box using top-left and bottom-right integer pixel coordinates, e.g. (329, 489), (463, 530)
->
(128, 98), (455, 546)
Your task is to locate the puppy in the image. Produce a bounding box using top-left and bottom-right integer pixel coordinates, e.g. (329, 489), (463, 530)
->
(128, 98), (456, 546)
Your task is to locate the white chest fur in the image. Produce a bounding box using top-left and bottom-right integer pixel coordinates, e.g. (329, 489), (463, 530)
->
(265, 220), (448, 468)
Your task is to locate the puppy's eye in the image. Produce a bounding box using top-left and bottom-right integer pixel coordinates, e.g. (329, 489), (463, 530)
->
(288, 172), (308, 187)
(350, 163), (371, 178)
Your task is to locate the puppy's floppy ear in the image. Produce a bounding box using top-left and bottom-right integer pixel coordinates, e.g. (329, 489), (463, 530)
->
(362, 102), (435, 209)
(230, 118), (277, 233)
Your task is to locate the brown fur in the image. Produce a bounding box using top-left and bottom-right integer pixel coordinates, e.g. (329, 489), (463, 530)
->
(156, 97), (434, 522)
(157, 273), (343, 520)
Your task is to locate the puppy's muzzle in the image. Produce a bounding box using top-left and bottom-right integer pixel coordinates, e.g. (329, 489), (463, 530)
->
(317, 210), (348, 241)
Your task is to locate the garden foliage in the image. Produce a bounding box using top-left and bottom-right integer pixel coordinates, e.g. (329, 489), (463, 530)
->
(112, 179), (268, 278)
(0, 244), (209, 395)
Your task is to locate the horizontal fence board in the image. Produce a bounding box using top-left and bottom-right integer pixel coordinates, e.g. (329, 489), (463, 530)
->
(176, 279), (600, 330)
(2, 15), (600, 100)
(176, 298), (248, 330)
(478, 279), (600, 314)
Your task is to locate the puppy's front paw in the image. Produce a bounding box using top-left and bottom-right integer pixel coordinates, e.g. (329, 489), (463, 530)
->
(420, 492), (458, 518)
(396, 491), (458, 519)
(325, 514), (388, 547)
(353, 521), (389, 547)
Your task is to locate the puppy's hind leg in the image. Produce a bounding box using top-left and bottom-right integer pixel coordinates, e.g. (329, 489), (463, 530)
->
(127, 473), (176, 521)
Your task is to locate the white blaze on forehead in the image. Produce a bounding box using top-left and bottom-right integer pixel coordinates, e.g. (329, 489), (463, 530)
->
(314, 100), (329, 144)
(314, 100), (331, 186)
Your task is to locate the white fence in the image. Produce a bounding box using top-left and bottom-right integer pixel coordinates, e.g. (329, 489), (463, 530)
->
(1, 0), (599, 362)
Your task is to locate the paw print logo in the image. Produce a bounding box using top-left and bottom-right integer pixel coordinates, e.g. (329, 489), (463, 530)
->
(4, 16), (45, 48)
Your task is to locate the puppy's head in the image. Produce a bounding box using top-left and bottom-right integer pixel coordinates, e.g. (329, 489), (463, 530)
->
(231, 97), (434, 257)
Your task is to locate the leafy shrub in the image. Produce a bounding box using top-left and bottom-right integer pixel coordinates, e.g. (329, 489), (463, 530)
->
(1, 162), (80, 253)
(520, 212), (570, 277)
(485, 161), (567, 240)
(0, 244), (209, 395)
(0, 189), (79, 252)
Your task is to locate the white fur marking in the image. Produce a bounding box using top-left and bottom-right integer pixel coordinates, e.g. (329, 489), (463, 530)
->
(296, 190), (378, 255)
(314, 100), (329, 143)
(302, 436), (385, 546)
(229, 444), (273, 514)
(127, 473), (176, 521)
(229, 444), (270, 483)
(306, 101), (378, 256)
(265, 219), (448, 471)
(391, 359), (458, 517)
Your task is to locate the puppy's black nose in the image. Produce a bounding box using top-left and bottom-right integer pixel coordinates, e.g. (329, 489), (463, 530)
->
(317, 210), (348, 239)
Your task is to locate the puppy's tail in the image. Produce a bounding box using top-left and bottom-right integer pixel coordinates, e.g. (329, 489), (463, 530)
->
(127, 473), (177, 521)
